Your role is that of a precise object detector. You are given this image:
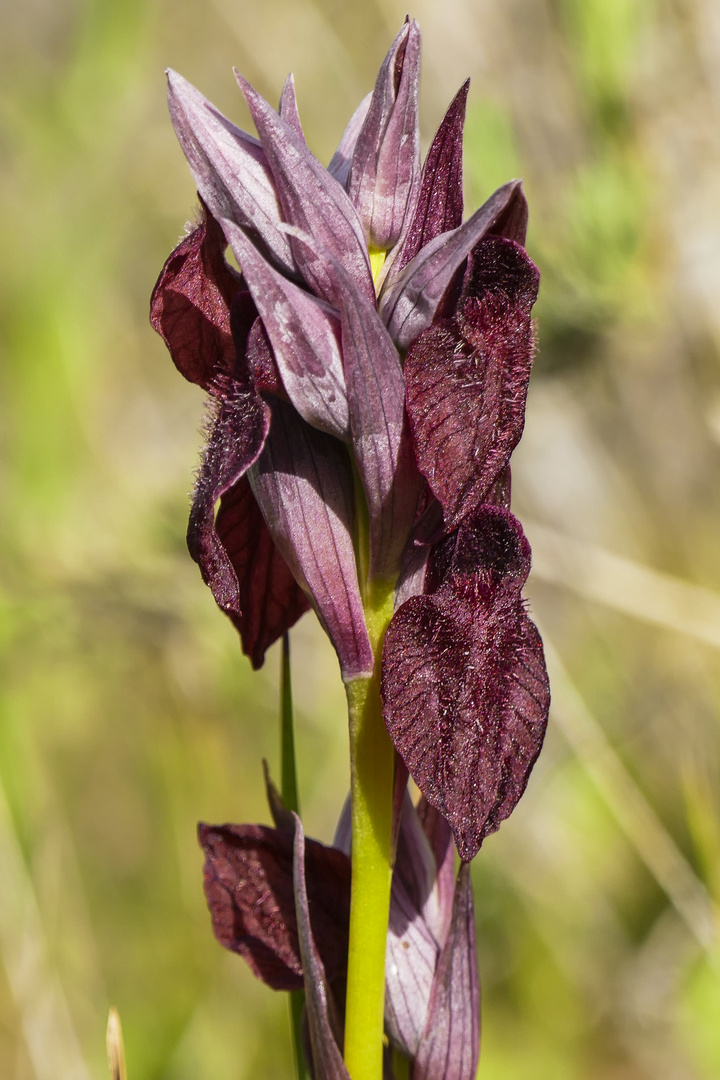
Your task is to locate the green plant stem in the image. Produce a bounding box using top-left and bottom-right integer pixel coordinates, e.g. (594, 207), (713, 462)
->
(392, 1050), (411, 1080)
(288, 991), (308, 1080)
(343, 583), (396, 1080)
(280, 633), (310, 1080)
(281, 632), (300, 816)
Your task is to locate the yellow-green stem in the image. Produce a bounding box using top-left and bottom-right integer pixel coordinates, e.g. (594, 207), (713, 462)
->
(344, 583), (396, 1080)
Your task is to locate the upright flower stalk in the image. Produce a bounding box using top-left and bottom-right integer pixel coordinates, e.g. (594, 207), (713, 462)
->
(151, 19), (550, 1080)
(345, 628), (395, 1078)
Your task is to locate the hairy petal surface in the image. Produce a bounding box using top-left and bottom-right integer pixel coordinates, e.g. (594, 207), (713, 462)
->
(186, 371), (270, 639)
(150, 205), (242, 392)
(413, 864), (479, 1080)
(381, 507), (550, 861)
(223, 218), (350, 439)
(348, 19), (421, 250)
(380, 180), (527, 349)
(198, 822), (350, 992)
(166, 71), (296, 275)
(395, 81), (468, 271)
(236, 73), (374, 305)
(292, 816), (350, 1080)
(405, 236), (539, 531)
(248, 400), (373, 680)
(151, 211), (306, 667)
(214, 478), (309, 668)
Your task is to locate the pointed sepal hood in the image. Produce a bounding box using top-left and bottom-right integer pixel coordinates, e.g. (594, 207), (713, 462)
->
(347, 19), (422, 250)
(235, 72), (374, 306)
(329, 93), (372, 188)
(395, 81), (469, 270)
(380, 180), (528, 349)
(223, 217), (350, 440)
(166, 70), (297, 275)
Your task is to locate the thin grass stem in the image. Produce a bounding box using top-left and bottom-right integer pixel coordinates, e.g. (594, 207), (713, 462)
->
(280, 633), (310, 1080)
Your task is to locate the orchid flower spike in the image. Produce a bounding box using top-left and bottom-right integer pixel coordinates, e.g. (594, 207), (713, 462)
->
(151, 23), (548, 856)
(152, 21), (550, 1079)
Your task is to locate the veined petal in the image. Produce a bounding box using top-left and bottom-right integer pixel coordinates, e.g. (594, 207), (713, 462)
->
(330, 258), (421, 582)
(166, 70), (297, 275)
(394, 539), (431, 610)
(393, 793), (439, 933)
(328, 93), (372, 188)
(381, 507), (550, 861)
(385, 794), (459, 1058)
(416, 799), (455, 948)
(236, 72), (374, 305)
(413, 864), (480, 1080)
(279, 73), (305, 143)
(149, 204), (242, 392)
(384, 795), (440, 1057)
(248, 400), (373, 681)
(214, 478), (309, 668)
(292, 816), (350, 1080)
(223, 218), (350, 439)
(348, 19), (421, 250)
(198, 821), (350, 992)
(394, 81), (469, 270)
(404, 236), (539, 531)
(385, 875), (439, 1058)
(380, 180), (527, 349)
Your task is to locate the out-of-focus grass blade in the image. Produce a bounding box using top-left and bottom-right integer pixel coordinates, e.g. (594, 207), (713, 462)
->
(543, 636), (718, 952)
(0, 776), (92, 1080)
(107, 1008), (127, 1080)
(529, 523), (720, 649)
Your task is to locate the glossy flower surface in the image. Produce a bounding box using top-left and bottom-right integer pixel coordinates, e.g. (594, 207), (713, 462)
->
(151, 20), (549, 861)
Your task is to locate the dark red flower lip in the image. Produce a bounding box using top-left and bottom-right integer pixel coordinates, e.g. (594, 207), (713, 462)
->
(382, 506), (550, 862)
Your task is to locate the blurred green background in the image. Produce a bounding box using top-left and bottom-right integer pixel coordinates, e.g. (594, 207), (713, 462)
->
(1, 0), (719, 1077)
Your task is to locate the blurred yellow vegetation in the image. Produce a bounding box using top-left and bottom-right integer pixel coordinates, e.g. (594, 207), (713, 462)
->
(1, 0), (719, 1078)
